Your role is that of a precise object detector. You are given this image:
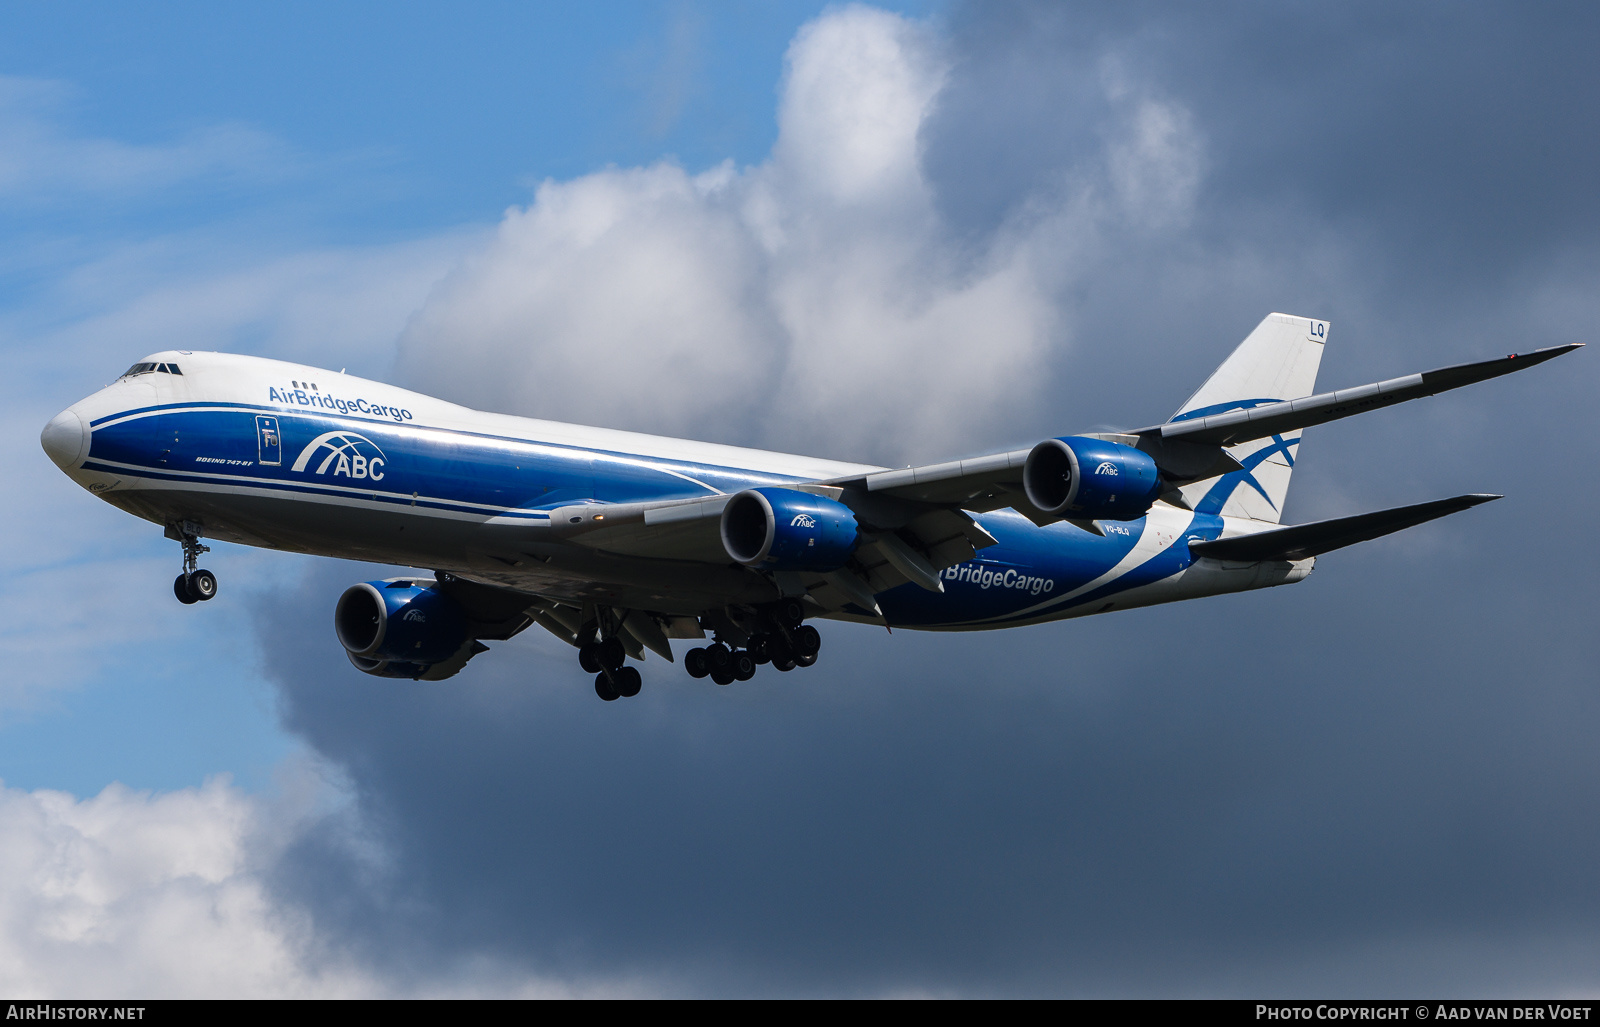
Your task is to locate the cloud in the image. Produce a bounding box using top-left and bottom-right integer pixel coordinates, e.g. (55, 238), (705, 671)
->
(0, 773), (376, 997)
(393, 4), (1203, 466)
(625, 2), (707, 140)
(0, 762), (664, 998)
(261, 547), (1600, 997)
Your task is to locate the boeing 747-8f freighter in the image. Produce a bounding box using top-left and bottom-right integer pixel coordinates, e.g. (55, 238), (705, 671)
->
(40, 314), (1579, 700)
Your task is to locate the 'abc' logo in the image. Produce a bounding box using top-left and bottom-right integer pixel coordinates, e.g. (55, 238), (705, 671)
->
(290, 431), (387, 481)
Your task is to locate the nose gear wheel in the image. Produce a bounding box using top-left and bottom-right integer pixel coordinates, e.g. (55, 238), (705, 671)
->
(170, 523), (217, 603)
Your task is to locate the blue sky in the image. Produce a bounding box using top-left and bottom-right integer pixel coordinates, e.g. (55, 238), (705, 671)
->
(3, 0), (1599, 998)
(0, 2), (935, 235)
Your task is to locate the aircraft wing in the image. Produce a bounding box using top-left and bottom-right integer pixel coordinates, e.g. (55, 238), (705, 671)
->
(817, 343), (1580, 526)
(1188, 493), (1500, 562)
(813, 431), (1240, 532)
(1140, 344), (1581, 448)
(823, 448), (1031, 508)
(536, 489), (999, 616)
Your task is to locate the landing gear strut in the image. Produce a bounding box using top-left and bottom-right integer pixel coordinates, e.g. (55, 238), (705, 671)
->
(171, 524), (217, 605)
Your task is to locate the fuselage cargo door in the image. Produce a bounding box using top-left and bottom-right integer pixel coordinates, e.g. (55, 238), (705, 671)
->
(257, 415), (282, 466)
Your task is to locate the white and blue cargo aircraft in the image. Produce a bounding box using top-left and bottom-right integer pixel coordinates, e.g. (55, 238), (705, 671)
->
(40, 314), (1578, 700)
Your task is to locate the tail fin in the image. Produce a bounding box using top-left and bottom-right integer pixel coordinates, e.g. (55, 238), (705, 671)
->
(1172, 313), (1328, 523)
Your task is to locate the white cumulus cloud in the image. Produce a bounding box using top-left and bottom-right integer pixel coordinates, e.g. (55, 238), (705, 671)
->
(0, 776), (371, 997)
(394, 5), (1202, 467)
(0, 771), (666, 997)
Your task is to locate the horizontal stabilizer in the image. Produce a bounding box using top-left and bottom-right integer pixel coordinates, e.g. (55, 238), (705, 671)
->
(1149, 344), (1582, 448)
(1189, 494), (1501, 563)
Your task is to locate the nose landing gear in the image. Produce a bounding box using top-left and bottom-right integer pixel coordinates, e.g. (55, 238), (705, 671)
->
(171, 524), (217, 605)
(174, 568), (218, 604)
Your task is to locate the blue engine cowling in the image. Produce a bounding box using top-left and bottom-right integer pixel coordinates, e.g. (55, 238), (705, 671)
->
(720, 487), (860, 572)
(1023, 436), (1163, 520)
(334, 579), (470, 677)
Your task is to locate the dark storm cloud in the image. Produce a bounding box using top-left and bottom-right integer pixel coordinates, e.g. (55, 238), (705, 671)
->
(926, 1), (1600, 262)
(258, 2), (1600, 994)
(264, 519), (1600, 995)
(920, 0), (1600, 442)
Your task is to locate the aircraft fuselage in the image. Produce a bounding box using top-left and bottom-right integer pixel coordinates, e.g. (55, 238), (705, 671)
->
(43, 351), (1306, 631)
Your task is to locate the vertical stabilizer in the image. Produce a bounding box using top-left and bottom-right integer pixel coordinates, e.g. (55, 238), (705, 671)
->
(1172, 313), (1328, 523)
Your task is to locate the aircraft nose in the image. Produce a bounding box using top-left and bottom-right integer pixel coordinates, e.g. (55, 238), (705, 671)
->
(40, 406), (89, 471)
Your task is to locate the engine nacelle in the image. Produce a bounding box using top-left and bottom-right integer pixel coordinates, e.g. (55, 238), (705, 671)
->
(334, 579), (470, 677)
(721, 487), (860, 572)
(343, 655), (436, 679)
(1023, 436), (1163, 520)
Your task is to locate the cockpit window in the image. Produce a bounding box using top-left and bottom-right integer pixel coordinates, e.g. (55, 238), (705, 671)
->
(120, 362), (182, 378)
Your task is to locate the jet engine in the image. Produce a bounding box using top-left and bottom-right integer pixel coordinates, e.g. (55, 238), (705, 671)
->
(334, 579), (474, 679)
(721, 487), (860, 572)
(1023, 436), (1163, 521)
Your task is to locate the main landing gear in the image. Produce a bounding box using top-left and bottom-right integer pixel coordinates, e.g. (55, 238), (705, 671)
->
(576, 599), (824, 702)
(580, 634), (642, 702)
(683, 599), (821, 686)
(171, 525), (218, 605)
